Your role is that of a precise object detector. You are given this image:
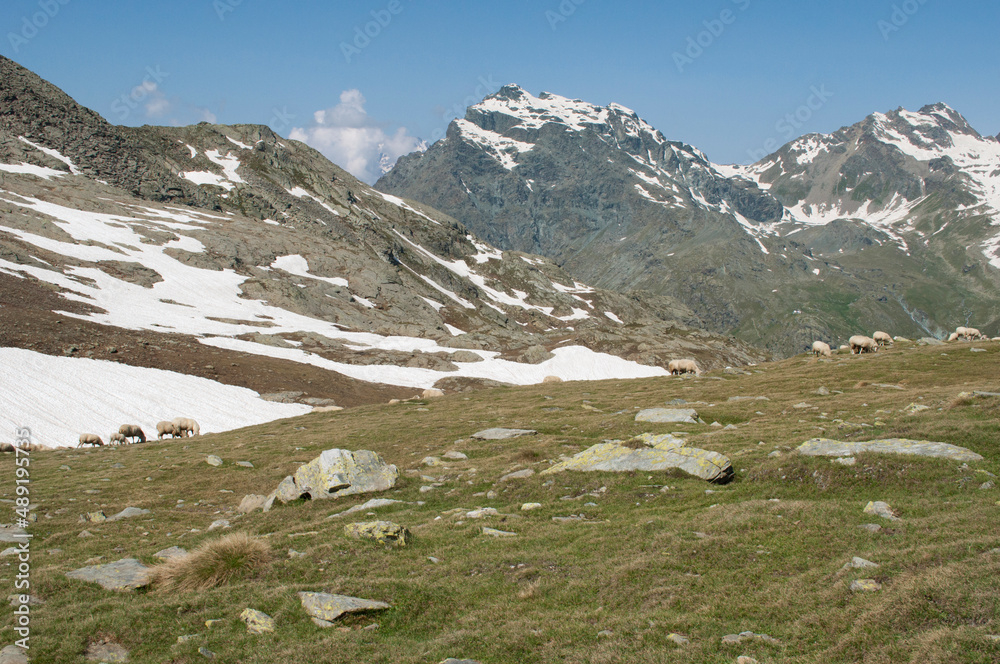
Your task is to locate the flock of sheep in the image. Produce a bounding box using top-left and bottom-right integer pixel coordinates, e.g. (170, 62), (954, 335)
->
(77, 417), (200, 448)
(812, 326), (991, 358)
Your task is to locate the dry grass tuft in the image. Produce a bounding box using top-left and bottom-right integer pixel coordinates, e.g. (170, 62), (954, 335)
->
(946, 394), (975, 409)
(855, 380), (871, 388)
(147, 532), (271, 593)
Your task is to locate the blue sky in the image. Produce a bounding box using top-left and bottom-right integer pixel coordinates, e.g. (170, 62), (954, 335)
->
(3, 0), (999, 182)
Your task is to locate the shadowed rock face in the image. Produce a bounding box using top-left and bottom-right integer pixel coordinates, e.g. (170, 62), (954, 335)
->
(796, 437), (983, 462)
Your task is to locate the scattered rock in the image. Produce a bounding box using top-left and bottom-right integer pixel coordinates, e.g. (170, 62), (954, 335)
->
(482, 527), (517, 537)
(666, 633), (689, 646)
(500, 469), (535, 482)
(797, 438), (983, 462)
(298, 592), (390, 623)
(66, 558), (151, 592)
(833, 457), (857, 466)
(980, 481), (995, 491)
(859, 524), (883, 533)
(0, 646), (27, 664)
(108, 507), (150, 521)
(917, 337), (944, 346)
(177, 635), (198, 644)
(466, 508), (498, 519)
(84, 643), (129, 662)
(815, 386), (830, 396)
(206, 456), (223, 467)
(736, 657), (759, 664)
(850, 579), (882, 592)
(863, 501), (899, 521)
(327, 498), (404, 519)
(235, 461), (254, 468)
(597, 630), (614, 638)
(422, 456), (443, 467)
(521, 503), (542, 511)
(277, 449), (398, 503)
(471, 428), (537, 440)
(443, 451), (468, 460)
(635, 408), (698, 424)
(208, 519), (230, 531)
(440, 660), (483, 664)
(198, 647), (216, 659)
(153, 546), (187, 561)
(844, 557), (879, 569)
(344, 521), (412, 547)
(240, 608), (275, 634)
(542, 433), (733, 483)
(767, 451), (781, 458)
(78, 530), (94, 538)
(720, 631), (780, 645)
(971, 348), (987, 353)
(238, 494), (271, 514)
(79, 511), (108, 524)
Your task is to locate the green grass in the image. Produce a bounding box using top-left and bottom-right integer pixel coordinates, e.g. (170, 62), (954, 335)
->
(4, 341), (1000, 663)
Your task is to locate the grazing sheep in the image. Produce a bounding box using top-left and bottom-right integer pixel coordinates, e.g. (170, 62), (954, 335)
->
(872, 331), (893, 346)
(118, 424), (146, 444)
(78, 433), (103, 448)
(171, 417), (201, 437)
(811, 341), (832, 357)
(156, 421), (178, 439)
(668, 359), (701, 376)
(963, 327), (984, 340)
(947, 332), (961, 342)
(109, 432), (126, 446)
(849, 335), (879, 354)
(0, 443), (14, 453)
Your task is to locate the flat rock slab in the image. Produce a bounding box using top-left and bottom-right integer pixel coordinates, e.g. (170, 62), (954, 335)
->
(153, 546), (187, 561)
(66, 558), (150, 591)
(280, 448), (398, 503)
(850, 579), (882, 592)
(327, 498), (404, 519)
(471, 428), (537, 440)
(298, 592), (390, 622)
(84, 643), (129, 662)
(797, 438), (983, 462)
(344, 521), (412, 547)
(0, 646), (27, 664)
(864, 501), (899, 521)
(0, 527), (28, 543)
(541, 434), (732, 483)
(240, 608), (275, 634)
(636, 408), (698, 424)
(482, 527), (517, 537)
(108, 507), (150, 521)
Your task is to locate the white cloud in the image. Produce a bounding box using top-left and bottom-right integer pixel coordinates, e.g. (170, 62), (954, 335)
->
(290, 89), (424, 184)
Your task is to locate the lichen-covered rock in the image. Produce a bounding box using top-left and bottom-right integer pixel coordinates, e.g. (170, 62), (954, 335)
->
(153, 546), (187, 561)
(635, 408), (698, 424)
(298, 592), (390, 622)
(344, 521), (412, 547)
(797, 437), (983, 462)
(863, 501), (899, 521)
(278, 449), (397, 503)
(66, 558), (150, 591)
(850, 579), (882, 592)
(471, 428), (537, 440)
(240, 608), (275, 634)
(541, 433), (732, 483)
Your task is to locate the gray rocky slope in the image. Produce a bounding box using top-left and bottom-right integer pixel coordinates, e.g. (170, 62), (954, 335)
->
(377, 86), (1000, 356)
(0, 56), (762, 399)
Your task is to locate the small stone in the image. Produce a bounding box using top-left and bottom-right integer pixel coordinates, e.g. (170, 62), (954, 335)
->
(815, 386), (831, 396)
(298, 592), (390, 622)
(443, 451), (468, 460)
(471, 428), (537, 440)
(845, 557), (879, 569)
(597, 630), (613, 638)
(0, 646), (28, 664)
(208, 519), (231, 531)
(206, 455), (223, 467)
(344, 521), (412, 547)
(500, 469), (535, 482)
(767, 451), (781, 458)
(859, 524), (883, 533)
(81, 511), (108, 523)
(84, 643), (129, 662)
(466, 508), (498, 519)
(78, 530), (93, 538)
(240, 608), (275, 634)
(521, 503), (542, 511)
(850, 579), (882, 592)
(635, 408), (698, 424)
(288, 549), (306, 559)
(108, 507), (150, 521)
(236, 461), (254, 468)
(980, 481), (995, 491)
(66, 558), (151, 591)
(737, 657), (759, 664)
(154, 546), (188, 561)
(238, 494), (270, 514)
(721, 634), (742, 644)
(724, 424), (738, 430)
(204, 619), (223, 628)
(422, 456), (443, 467)
(419, 486), (434, 493)
(834, 457), (857, 466)
(863, 501), (899, 520)
(667, 633), (689, 646)
(177, 634), (199, 644)
(482, 527), (517, 537)
(198, 647), (216, 659)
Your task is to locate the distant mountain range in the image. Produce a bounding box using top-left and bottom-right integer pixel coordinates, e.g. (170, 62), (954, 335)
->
(378, 85), (1000, 355)
(0, 56), (762, 441)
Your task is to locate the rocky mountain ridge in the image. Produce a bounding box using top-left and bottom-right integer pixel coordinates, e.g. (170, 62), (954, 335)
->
(378, 87), (1000, 355)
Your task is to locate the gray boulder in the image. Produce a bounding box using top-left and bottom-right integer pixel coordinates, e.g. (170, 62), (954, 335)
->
(635, 408), (698, 424)
(66, 558), (150, 591)
(797, 438), (983, 462)
(298, 592), (390, 623)
(277, 449), (398, 503)
(471, 428), (537, 440)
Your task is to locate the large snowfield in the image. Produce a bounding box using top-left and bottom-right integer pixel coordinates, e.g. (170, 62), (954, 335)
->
(0, 348), (311, 449)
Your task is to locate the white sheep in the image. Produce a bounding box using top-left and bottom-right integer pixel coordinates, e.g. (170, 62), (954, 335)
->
(872, 331), (893, 346)
(109, 432), (126, 446)
(963, 327), (984, 340)
(118, 424), (146, 444)
(947, 332), (960, 342)
(811, 341), (832, 357)
(156, 421), (178, 439)
(171, 417), (201, 437)
(0, 443), (15, 453)
(849, 335), (878, 354)
(668, 359), (701, 376)
(78, 433), (103, 448)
